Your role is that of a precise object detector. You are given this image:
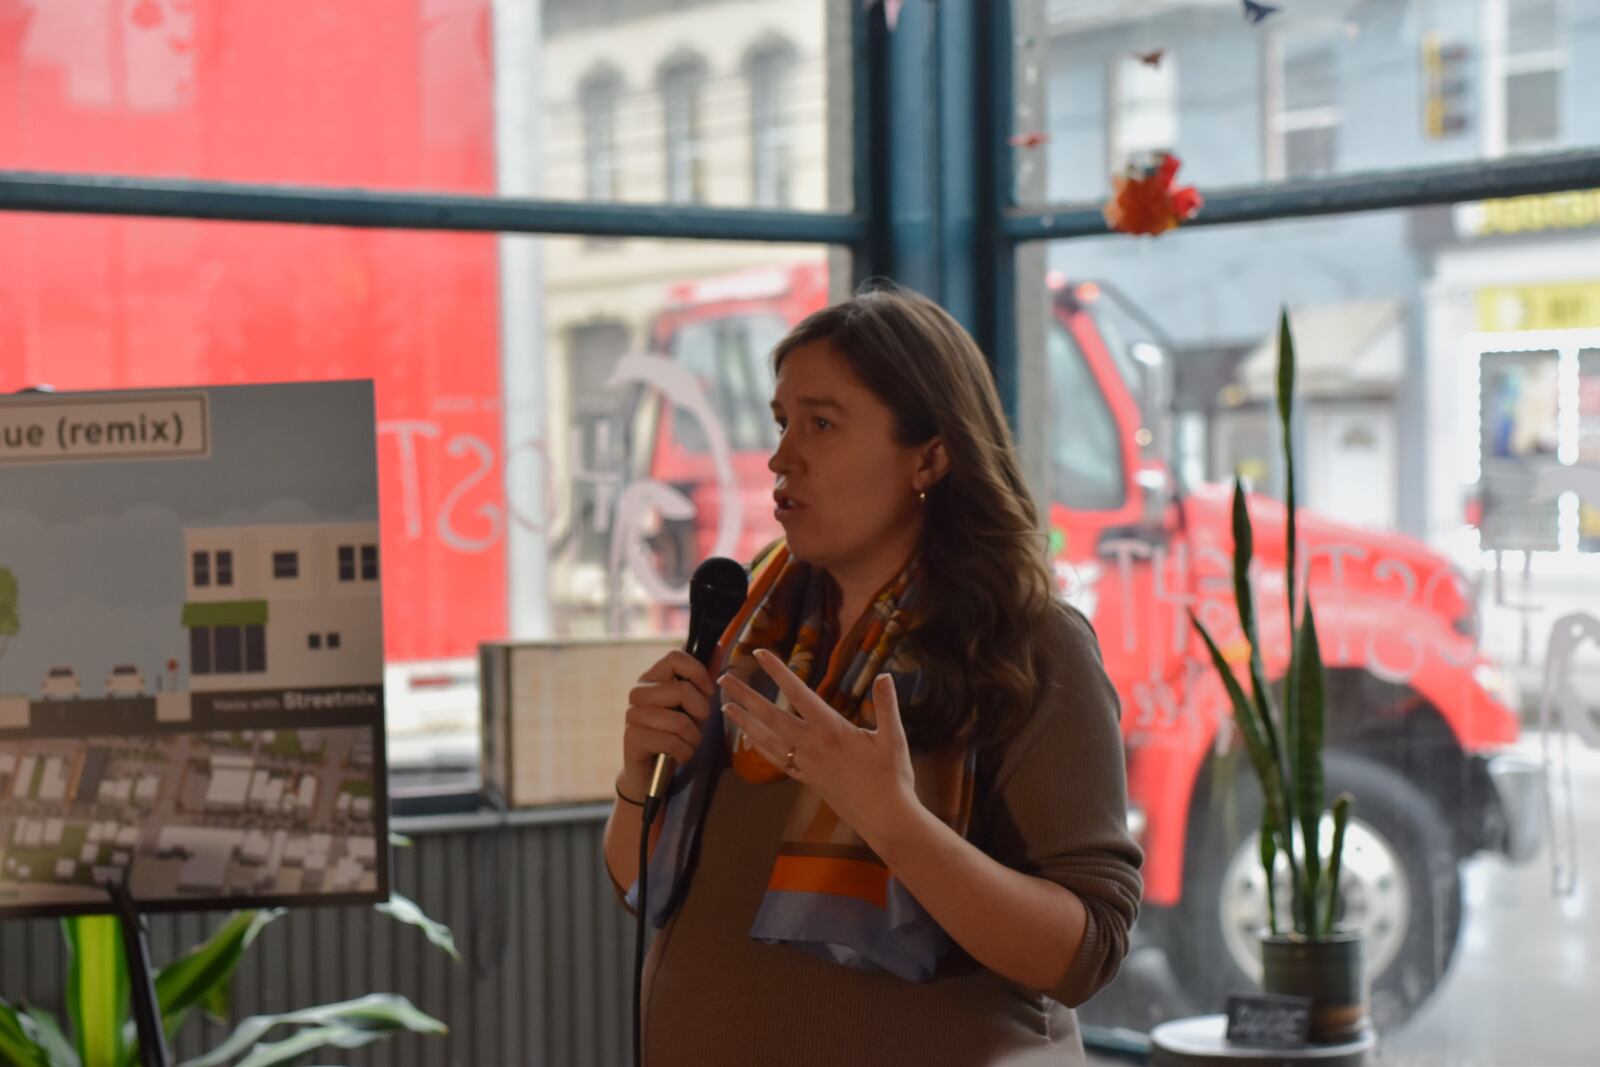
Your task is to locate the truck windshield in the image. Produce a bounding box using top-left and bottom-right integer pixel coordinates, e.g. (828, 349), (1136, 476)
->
(667, 314), (788, 454)
(1047, 321), (1126, 511)
(1078, 282), (1161, 403)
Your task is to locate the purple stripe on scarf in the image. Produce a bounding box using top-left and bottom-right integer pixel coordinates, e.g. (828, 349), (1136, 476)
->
(750, 883), (952, 983)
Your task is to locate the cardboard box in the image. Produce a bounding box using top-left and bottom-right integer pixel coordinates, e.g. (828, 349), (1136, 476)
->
(480, 637), (678, 808)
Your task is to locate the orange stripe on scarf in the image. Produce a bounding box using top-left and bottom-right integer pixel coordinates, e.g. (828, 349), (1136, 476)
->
(770, 854), (889, 909)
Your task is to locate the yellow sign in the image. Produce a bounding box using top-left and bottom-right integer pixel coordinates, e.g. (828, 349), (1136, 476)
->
(1456, 189), (1600, 238)
(1476, 281), (1600, 332)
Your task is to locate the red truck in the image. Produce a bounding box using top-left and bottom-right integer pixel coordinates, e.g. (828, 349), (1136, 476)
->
(636, 262), (1542, 1028)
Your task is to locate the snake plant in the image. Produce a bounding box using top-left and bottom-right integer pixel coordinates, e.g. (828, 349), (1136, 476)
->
(1189, 309), (1354, 940)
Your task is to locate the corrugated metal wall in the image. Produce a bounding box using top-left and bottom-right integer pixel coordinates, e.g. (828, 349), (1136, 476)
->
(0, 806), (648, 1066)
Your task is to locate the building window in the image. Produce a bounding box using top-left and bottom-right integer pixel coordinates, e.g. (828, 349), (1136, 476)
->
(327, 632), (342, 650)
(360, 544), (379, 581)
(659, 55), (707, 204)
(244, 623), (265, 672)
(1108, 52), (1177, 172)
(579, 67), (621, 202)
(212, 626), (242, 673)
(191, 624), (266, 674)
(1268, 34), (1341, 180)
(215, 550), (234, 587)
(1502, 0), (1562, 152)
(272, 551), (299, 579)
(338, 545), (356, 582)
(192, 551), (210, 588)
(190, 626), (211, 674)
(308, 633), (322, 650)
(748, 43), (795, 208)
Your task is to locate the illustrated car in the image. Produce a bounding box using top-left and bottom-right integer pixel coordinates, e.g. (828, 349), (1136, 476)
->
(106, 664), (145, 697)
(41, 667), (80, 700)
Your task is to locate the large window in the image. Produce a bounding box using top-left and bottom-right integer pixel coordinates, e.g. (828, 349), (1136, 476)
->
(1029, 2), (1596, 205)
(748, 41), (797, 207)
(579, 66), (623, 202)
(1032, 197), (1600, 1062)
(1498, 0), (1564, 153)
(659, 54), (708, 204)
(1023, 1), (1600, 1059)
(1269, 31), (1342, 180)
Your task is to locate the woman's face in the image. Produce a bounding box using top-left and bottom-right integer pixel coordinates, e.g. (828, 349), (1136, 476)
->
(768, 341), (932, 577)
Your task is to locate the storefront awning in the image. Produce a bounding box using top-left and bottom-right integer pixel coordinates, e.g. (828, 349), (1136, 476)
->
(1234, 300), (1404, 401)
(181, 600), (269, 627)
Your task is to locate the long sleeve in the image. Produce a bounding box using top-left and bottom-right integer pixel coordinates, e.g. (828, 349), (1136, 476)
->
(974, 601), (1144, 1007)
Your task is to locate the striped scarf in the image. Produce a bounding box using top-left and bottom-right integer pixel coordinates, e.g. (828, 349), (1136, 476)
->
(628, 541), (976, 982)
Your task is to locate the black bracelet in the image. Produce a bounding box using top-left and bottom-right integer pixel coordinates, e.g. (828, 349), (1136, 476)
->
(616, 783), (645, 806)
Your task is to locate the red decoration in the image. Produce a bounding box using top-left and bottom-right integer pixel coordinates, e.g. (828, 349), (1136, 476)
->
(1102, 152), (1203, 237)
(1007, 131), (1050, 149)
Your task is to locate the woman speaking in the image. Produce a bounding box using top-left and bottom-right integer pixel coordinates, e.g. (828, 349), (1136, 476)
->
(605, 283), (1143, 1065)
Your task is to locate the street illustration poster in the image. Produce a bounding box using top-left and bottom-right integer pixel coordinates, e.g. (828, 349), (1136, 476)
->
(0, 382), (389, 916)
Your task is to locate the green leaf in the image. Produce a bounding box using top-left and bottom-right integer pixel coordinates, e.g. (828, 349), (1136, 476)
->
(1277, 306), (1299, 627)
(1275, 306), (1308, 932)
(1190, 610), (1290, 886)
(178, 995), (445, 1067)
(1293, 600), (1328, 934)
(229, 1025), (387, 1067)
(120, 909), (285, 1064)
(20, 1009), (78, 1067)
(1228, 480), (1284, 771)
(374, 893), (460, 961)
(0, 998), (53, 1067)
(1259, 828), (1280, 938)
(1325, 792), (1354, 936)
(199, 985), (230, 1028)
(63, 915), (128, 1067)
(1229, 477), (1302, 925)
(388, 832), (413, 849)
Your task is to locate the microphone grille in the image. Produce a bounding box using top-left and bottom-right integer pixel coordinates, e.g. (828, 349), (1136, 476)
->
(690, 556), (749, 621)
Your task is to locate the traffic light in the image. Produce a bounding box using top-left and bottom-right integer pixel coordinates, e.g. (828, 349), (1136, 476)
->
(1423, 33), (1471, 139)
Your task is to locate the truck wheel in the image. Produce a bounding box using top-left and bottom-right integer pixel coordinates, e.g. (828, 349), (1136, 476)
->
(1171, 752), (1463, 1031)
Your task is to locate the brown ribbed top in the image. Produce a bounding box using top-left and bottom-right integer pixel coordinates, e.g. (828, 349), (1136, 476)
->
(624, 602), (1143, 1066)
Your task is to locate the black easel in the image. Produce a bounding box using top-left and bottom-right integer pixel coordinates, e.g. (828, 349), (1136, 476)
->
(104, 875), (171, 1067)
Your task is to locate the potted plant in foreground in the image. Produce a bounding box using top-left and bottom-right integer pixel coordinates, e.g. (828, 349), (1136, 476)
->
(1189, 310), (1367, 1044)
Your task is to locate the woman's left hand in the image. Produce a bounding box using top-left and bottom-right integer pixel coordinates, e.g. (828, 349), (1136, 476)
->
(720, 647), (919, 844)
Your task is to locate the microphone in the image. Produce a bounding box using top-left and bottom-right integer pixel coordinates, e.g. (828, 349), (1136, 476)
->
(645, 556), (748, 806)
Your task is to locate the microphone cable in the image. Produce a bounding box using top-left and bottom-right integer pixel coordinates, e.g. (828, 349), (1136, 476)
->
(629, 555), (747, 1067)
(633, 790), (664, 1067)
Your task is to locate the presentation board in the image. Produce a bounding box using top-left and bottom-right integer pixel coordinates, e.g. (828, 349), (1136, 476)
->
(0, 382), (389, 916)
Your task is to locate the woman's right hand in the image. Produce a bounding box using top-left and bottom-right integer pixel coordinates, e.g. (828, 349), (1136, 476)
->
(616, 649), (716, 801)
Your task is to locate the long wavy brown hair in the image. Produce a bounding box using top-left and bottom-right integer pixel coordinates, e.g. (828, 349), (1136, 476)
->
(772, 281), (1055, 752)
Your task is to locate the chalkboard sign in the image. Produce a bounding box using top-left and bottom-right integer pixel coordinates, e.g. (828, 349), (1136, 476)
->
(1225, 992), (1313, 1049)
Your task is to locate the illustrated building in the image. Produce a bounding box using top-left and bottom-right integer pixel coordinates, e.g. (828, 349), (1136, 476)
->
(181, 523), (382, 692)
